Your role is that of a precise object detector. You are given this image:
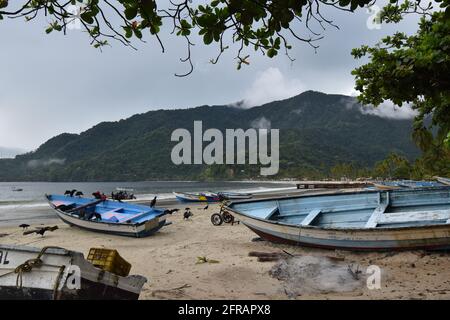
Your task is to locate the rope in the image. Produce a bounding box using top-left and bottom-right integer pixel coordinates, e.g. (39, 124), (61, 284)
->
(13, 246), (64, 288)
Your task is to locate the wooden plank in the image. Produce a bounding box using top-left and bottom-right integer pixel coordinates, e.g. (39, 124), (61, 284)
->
(300, 209), (321, 226)
(365, 203), (388, 228)
(379, 209), (450, 225)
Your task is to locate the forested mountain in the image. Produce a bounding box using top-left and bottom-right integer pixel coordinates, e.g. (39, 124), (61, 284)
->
(0, 91), (419, 181)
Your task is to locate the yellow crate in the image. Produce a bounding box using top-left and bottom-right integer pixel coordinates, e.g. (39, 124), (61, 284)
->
(87, 248), (131, 277)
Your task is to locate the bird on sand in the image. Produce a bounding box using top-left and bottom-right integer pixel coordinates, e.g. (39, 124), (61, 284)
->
(183, 210), (193, 220)
(23, 226), (59, 237)
(150, 196), (157, 208)
(164, 208), (180, 215)
(19, 224), (30, 230)
(203, 204), (209, 210)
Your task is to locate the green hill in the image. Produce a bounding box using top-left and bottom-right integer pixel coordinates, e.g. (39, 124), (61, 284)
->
(0, 91), (419, 181)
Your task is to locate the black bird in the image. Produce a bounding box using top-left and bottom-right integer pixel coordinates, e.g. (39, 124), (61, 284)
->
(23, 225), (59, 237)
(75, 191), (84, 197)
(19, 224), (30, 230)
(164, 208), (180, 215)
(150, 196), (157, 208)
(203, 204), (209, 210)
(69, 189), (77, 197)
(183, 210), (193, 220)
(64, 190), (71, 196)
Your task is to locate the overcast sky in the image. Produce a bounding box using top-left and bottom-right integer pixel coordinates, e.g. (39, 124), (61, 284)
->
(0, 2), (420, 151)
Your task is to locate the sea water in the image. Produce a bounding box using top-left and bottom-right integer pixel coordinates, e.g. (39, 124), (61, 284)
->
(0, 181), (294, 225)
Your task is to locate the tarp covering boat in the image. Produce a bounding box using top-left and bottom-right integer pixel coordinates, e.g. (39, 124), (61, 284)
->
(226, 186), (450, 251)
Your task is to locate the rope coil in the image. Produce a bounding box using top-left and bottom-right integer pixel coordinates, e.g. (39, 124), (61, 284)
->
(13, 246), (63, 288)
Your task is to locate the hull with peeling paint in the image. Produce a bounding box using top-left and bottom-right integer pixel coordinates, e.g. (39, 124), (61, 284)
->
(0, 245), (146, 300)
(226, 187), (450, 251)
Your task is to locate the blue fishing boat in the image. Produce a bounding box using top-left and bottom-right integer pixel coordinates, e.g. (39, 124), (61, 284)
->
(226, 186), (450, 251)
(46, 194), (170, 237)
(173, 192), (221, 203)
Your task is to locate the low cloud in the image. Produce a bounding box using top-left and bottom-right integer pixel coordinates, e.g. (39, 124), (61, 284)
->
(342, 97), (417, 120)
(250, 116), (272, 130)
(241, 67), (305, 108)
(27, 158), (66, 168)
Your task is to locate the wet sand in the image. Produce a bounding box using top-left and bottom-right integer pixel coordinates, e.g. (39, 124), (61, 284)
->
(1, 190), (450, 299)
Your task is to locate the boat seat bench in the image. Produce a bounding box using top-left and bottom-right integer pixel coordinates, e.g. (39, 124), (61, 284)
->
(378, 209), (450, 225)
(365, 203), (388, 228)
(101, 208), (149, 223)
(300, 209), (322, 226)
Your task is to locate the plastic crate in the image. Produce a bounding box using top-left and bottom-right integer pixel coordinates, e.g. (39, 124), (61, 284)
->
(87, 248), (131, 277)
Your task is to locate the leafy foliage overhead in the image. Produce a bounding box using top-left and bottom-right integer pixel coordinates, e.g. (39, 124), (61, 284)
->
(0, 0), (373, 75)
(352, 0), (450, 150)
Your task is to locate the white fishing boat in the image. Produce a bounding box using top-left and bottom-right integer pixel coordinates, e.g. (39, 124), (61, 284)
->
(226, 186), (450, 251)
(0, 245), (146, 299)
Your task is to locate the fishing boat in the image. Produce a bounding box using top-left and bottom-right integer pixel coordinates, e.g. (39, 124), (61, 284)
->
(372, 180), (444, 190)
(173, 191), (221, 202)
(226, 186), (450, 251)
(46, 194), (170, 237)
(11, 187), (23, 192)
(436, 176), (450, 186)
(0, 245), (146, 300)
(217, 191), (253, 200)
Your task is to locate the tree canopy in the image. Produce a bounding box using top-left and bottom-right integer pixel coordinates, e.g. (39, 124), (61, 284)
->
(352, 0), (450, 155)
(0, 0), (374, 76)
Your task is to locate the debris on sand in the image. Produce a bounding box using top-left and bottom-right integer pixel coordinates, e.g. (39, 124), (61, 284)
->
(151, 284), (191, 299)
(196, 256), (220, 264)
(269, 255), (365, 298)
(249, 251), (291, 262)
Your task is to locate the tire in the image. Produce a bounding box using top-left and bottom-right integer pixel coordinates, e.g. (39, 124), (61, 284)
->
(222, 211), (234, 224)
(211, 213), (223, 226)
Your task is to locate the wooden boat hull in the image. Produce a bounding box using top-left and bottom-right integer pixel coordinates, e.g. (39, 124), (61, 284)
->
(230, 210), (450, 250)
(0, 245), (146, 300)
(54, 209), (167, 238)
(227, 187), (450, 251)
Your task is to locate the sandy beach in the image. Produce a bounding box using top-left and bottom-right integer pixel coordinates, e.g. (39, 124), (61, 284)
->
(1, 193), (450, 300)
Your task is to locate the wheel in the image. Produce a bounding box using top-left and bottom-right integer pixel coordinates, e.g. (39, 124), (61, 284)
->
(211, 213), (223, 226)
(222, 211), (234, 223)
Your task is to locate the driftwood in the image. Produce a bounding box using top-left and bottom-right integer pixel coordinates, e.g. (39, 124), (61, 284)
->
(248, 251), (291, 262)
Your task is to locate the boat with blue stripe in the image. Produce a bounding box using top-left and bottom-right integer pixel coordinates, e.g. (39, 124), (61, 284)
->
(226, 186), (450, 251)
(46, 194), (170, 237)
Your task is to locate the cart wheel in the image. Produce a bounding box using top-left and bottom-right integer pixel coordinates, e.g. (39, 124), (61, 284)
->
(211, 213), (223, 226)
(222, 211), (234, 224)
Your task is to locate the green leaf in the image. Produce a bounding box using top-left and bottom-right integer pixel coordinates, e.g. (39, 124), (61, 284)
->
(124, 7), (138, 20)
